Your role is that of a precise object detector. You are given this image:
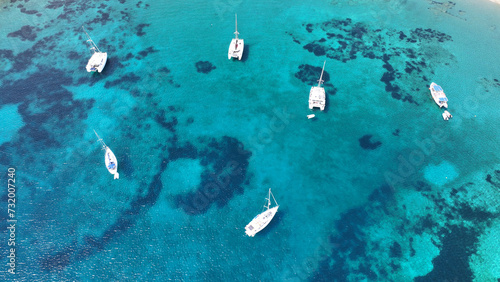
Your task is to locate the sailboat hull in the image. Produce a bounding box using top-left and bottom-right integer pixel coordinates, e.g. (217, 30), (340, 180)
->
(245, 206), (279, 237)
(104, 147), (119, 179)
(86, 52), (108, 73)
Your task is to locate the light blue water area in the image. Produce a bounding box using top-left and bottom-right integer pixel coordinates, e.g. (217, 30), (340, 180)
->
(423, 161), (459, 186)
(0, 104), (24, 146)
(1, 0), (500, 280)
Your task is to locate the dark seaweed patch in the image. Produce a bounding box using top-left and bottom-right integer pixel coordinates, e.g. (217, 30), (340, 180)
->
(486, 171), (500, 188)
(195, 61), (216, 74)
(46, 0), (65, 9)
(306, 23), (313, 33)
(159, 67), (170, 73)
(359, 134), (382, 150)
(124, 52), (134, 60)
(104, 73), (140, 89)
(458, 203), (495, 221)
(67, 51), (79, 60)
(295, 64), (330, 84)
(311, 207), (370, 281)
(135, 23), (149, 36)
(156, 66), (180, 87)
(89, 10), (112, 26)
(7, 25), (37, 41)
(410, 28), (452, 43)
(0, 67), (94, 168)
(414, 225), (478, 282)
(155, 110), (178, 133)
(303, 43), (326, 56)
(137, 46), (158, 59)
(399, 31), (407, 40)
(20, 7), (38, 14)
(2, 31), (64, 73)
(174, 136), (251, 215)
(40, 247), (74, 271)
(368, 185), (393, 203)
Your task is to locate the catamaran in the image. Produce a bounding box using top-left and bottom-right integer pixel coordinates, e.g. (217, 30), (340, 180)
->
(228, 14), (244, 60)
(94, 130), (119, 179)
(82, 26), (107, 73)
(245, 188), (279, 237)
(309, 61), (326, 111)
(429, 82), (448, 108)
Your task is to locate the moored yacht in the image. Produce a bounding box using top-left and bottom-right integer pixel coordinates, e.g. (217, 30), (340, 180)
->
(82, 26), (107, 73)
(228, 14), (244, 60)
(245, 189), (279, 237)
(429, 82), (448, 108)
(309, 61), (326, 111)
(94, 130), (119, 179)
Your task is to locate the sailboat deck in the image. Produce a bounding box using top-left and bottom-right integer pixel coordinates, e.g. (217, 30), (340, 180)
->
(228, 38), (244, 60)
(309, 86), (326, 110)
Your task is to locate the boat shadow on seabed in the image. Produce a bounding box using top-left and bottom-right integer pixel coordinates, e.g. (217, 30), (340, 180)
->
(240, 44), (250, 62)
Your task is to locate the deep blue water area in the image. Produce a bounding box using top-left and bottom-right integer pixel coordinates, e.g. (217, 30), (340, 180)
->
(1, 0), (500, 281)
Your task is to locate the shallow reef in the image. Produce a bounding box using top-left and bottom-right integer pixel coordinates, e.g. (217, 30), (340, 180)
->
(195, 61), (216, 74)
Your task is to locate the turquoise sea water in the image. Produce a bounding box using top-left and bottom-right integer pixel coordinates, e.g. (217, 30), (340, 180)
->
(1, 0), (500, 280)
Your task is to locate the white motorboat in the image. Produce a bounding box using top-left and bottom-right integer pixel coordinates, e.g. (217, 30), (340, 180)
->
(83, 26), (107, 73)
(245, 189), (279, 237)
(228, 14), (244, 60)
(307, 114), (316, 119)
(94, 130), (119, 179)
(442, 110), (452, 121)
(309, 61), (326, 111)
(429, 82), (448, 108)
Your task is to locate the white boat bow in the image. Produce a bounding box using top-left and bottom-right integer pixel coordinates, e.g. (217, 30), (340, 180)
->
(245, 188), (279, 237)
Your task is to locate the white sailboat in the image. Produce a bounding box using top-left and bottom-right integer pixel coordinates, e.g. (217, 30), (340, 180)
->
(245, 188), (279, 237)
(228, 14), (244, 60)
(83, 26), (107, 73)
(309, 61), (326, 111)
(94, 130), (119, 179)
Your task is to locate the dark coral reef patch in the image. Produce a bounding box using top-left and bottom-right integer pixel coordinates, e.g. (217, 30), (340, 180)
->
(359, 134), (382, 150)
(174, 136), (251, 215)
(295, 64), (330, 85)
(7, 25), (38, 41)
(195, 61), (216, 74)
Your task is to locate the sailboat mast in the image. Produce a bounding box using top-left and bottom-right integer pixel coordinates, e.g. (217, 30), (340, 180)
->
(82, 26), (101, 53)
(267, 188), (272, 209)
(93, 129), (107, 149)
(318, 61), (326, 87)
(234, 14), (239, 39)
